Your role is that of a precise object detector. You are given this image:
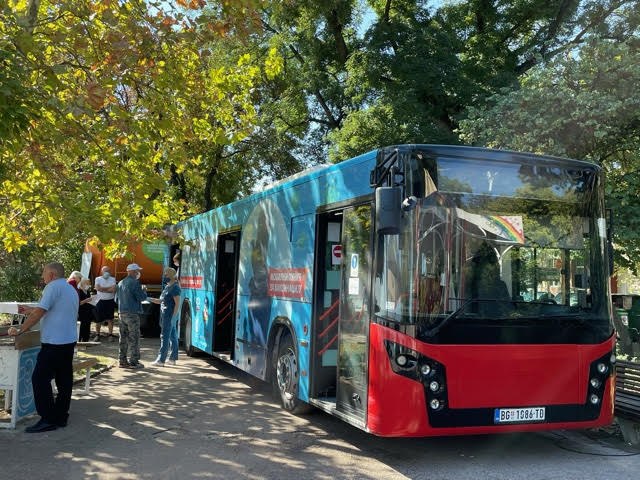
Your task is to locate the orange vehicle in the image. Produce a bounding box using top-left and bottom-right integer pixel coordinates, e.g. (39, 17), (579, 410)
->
(81, 240), (173, 336)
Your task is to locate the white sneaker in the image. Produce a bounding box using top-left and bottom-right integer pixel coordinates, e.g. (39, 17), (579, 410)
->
(167, 360), (176, 366)
(151, 360), (165, 367)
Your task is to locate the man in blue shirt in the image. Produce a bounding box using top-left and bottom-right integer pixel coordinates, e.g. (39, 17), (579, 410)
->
(116, 263), (148, 369)
(8, 262), (79, 433)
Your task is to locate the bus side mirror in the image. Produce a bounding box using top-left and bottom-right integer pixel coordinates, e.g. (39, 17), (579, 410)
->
(375, 186), (401, 235)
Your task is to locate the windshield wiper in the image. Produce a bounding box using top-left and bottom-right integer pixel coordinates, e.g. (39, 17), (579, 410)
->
(421, 299), (476, 338)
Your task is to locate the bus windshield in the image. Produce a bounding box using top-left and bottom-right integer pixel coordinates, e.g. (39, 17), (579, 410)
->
(375, 154), (612, 344)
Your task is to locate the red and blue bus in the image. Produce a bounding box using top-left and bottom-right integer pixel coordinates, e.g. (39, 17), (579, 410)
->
(176, 144), (616, 436)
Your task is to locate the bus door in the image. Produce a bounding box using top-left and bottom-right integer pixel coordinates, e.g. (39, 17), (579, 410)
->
(336, 205), (372, 420)
(311, 211), (343, 401)
(213, 231), (240, 357)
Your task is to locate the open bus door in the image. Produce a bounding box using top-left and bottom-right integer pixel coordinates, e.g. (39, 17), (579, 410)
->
(336, 205), (371, 420)
(311, 204), (371, 425)
(213, 231), (240, 358)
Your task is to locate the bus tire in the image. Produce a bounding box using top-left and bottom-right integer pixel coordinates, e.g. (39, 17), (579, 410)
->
(183, 311), (195, 357)
(275, 332), (312, 414)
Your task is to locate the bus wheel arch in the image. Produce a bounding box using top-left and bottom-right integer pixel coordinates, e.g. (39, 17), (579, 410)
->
(269, 319), (312, 414)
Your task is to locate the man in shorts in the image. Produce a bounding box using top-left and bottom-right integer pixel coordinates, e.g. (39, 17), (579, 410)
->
(93, 265), (117, 341)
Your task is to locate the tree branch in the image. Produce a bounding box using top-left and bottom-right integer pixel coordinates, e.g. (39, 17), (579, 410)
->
(326, 8), (349, 65)
(383, 0), (392, 24)
(516, 0), (633, 74)
(26, 0), (40, 35)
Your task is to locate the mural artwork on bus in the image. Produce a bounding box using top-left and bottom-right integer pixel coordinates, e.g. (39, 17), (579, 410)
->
(193, 295), (212, 346)
(238, 199), (293, 347)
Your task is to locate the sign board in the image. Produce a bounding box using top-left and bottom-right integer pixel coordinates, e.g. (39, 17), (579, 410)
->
(81, 252), (92, 279)
(268, 268), (307, 299)
(331, 244), (342, 266)
(350, 254), (359, 278)
(180, 276), (203, 289)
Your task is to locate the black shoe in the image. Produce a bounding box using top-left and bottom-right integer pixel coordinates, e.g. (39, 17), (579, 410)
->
(119, 360), (131, 368)
(128, 362), (145, 369)
(25, 419), (58, 433)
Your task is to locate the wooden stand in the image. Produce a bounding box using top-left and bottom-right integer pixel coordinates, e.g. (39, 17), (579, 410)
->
(0, 344), (40, 429)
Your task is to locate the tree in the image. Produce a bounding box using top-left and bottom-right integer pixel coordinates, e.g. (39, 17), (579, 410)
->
(458, 38), (640, 270)
(329, 0), (640, 159)
(0, 0), (281, 256)
(168, 26), (304, 210)
(256, 0), (361, 162)
(3, 0), (638, 258)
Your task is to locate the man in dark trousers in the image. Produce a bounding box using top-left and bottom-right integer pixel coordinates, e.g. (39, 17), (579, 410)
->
(8, 262), (79, 433)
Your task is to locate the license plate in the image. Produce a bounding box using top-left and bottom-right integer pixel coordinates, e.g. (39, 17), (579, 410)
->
(494, 407), (546, 424)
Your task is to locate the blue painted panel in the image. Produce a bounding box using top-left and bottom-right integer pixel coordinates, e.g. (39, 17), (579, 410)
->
(16, 347), (39, 418)
(189, 290), (213, 353)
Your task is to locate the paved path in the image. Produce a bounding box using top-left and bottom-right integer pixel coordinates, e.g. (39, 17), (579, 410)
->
(1, 338), (355, 479)
(2, 337), (639, 480)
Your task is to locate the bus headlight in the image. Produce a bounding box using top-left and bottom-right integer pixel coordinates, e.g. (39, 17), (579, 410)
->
(429, 398), (441, 410)
(420, 364), (431, 376)
(396, 355), (408, 367)
(590, 378), (601, 388)
(429, 381), (440, 392)
(590, 394), (600, 405)
(596, 363), (608, 374)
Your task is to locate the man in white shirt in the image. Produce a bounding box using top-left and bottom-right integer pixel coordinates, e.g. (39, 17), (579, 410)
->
(93, 266), (117, 341)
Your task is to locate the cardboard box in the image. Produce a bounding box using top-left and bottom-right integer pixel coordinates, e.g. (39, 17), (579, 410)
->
(0, 327), (40, 350)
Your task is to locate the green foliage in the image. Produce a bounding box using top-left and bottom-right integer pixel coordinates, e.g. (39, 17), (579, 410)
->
(329, 4), (465, 159)
(0, 0), (281, 256)
(0, 246), (42, 302)
(0, 235), (86, 301)
(458, 38), (640, 270)
(2, 0), (639, 272)
(324, 0), (639, 161)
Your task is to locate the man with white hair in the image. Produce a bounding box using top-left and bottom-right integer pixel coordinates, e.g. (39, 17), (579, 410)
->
(8, 262), (79, 432)
(116, 263), (147, 369)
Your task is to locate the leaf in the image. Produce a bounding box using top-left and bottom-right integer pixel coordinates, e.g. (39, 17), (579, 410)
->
(85, 81), (107, 110)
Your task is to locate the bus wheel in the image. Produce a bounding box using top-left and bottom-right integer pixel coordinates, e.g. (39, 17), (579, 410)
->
(183, 311), (195, 357)
(275, 333), (311, 414)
